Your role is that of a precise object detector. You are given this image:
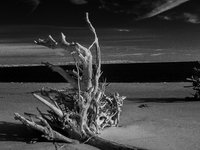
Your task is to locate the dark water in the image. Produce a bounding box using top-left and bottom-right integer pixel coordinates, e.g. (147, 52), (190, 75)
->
(0, 61), (198, 83)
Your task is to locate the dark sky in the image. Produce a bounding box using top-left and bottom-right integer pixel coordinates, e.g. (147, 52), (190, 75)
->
(0, 0), (200, 27)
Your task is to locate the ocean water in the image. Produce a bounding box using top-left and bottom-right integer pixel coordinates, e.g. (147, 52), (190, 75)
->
(0, 25), (200, 67)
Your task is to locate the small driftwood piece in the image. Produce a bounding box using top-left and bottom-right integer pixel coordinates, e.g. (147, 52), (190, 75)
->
(14, 13), (146, 150)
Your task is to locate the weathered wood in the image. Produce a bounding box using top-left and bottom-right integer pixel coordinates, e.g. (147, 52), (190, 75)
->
(35, 32), (93, 92)
(86, 13), (101, 97)
(87, 136), (147, 150)
(14, 113), (76, 143)
(42, 62), (79, 89)
(13, 12), (142, 150)
(33, 93), (63, 118)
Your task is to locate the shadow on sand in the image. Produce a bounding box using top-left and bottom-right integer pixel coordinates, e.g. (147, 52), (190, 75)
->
(0, 121), (44, 143)
(126, 97), (200, 103)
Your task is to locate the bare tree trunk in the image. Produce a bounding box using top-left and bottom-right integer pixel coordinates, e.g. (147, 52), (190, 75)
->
(14, 13), (146, 150)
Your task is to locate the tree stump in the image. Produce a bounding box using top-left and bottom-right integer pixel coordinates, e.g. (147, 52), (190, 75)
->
(14, 13), (146, 150)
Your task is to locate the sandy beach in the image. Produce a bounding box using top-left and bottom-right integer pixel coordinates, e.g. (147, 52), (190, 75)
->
(0, 82), (200, 150)
(1, 1), (200, 150)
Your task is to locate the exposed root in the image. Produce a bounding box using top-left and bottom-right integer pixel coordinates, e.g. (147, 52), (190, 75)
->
(14, 13), (145, 150)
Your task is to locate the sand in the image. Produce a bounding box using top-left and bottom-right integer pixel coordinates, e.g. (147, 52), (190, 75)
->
(0, 82), (200, 150)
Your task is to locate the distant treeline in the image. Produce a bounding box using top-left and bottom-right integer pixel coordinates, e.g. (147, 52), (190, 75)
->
(0, 61), (199, 83)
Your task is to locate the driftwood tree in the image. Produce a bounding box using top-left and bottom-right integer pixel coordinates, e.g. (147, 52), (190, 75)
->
(186, 63), (200, 99)
(14, 13), (146, 150)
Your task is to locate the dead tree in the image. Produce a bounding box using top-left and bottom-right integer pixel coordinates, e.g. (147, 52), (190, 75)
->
(14, 13), (146, 150)
(186, 63), (200, 99)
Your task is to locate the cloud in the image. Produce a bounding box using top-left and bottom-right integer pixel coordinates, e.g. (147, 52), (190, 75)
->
(76, 0), (190, 19)
(66, 0), (190, 19)
(146, 0), (189, 18)
(69, 0), (87, 4)
(161, 15), (172, 20)
(1, 0), (197, 25)
(183, 13), (200, 23)
(28, 0), (41, 6)
(159, 12), (200, 24)
(156, 0), (200, 24)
